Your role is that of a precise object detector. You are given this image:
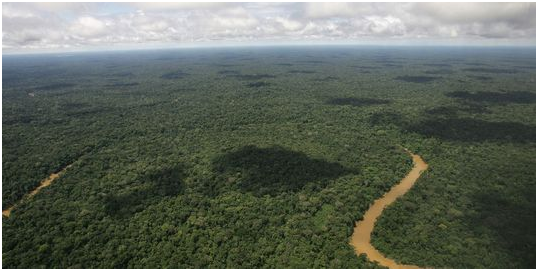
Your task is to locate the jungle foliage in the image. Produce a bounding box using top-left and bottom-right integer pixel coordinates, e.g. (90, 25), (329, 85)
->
(2, 46), (535, 268)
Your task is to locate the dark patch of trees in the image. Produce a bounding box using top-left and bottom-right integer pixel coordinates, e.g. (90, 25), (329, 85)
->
(376, 60), (402, 65)
(466, 187), (536, 268)
(425, 104), (491, 117)
(105, 82), (139, 88)
(161, 71), (190, 79)
(2, 115), (34, 125)
(406, 118), (535, 143)
(288, 70), (316, 74)
(464, 62), (488, 66)
(462, 67), (517, 74)
(368, 111), (405, 126)
(350, 65), (381, 69)
(215, 64), (237, 67)
(246, 82), (271, 88)
(35, 83), (76, 91)
(425, 106), (459, 117)
(299, 60), (325, 64)
(424, 69), (453, 75)
(446, 91), (535, 104)
(326, 97), (390, 107)
(213, 145), (356, 196)
(232, 74), (276, 80)
(315, 76), (339, 82)
(217, 70), (240, 75)
(468, 75), (492, 81)
(395, 76), (439, 83)
(105, 165), (185, 218)
(424, 63), (451, 67)
(111, 72), (134, 77)
(383, 64), (403, 68)
(513, 65), (535, 70)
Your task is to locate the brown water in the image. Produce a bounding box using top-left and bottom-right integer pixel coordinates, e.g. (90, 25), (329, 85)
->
(350, 149), (428, 269)
(2, 164), (73, 217)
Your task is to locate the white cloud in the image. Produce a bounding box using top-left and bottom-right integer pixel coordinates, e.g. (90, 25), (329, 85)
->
(2, 2), (535, 52)
(70, 16), (108, 37)
(363, 16), (406, 36)
(2, 4), (36, 19)
(130, 2), (231, 12)
(415, 2), (535, 26)
(303, 3), (359, 18)
(274, 17), (303, 32)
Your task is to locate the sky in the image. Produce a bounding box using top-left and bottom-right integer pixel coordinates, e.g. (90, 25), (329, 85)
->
(2, 2), (536, 53)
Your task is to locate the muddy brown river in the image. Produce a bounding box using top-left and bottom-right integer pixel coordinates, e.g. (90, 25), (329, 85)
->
(3, 149), (428, 268)
(350, 149), (428, 269)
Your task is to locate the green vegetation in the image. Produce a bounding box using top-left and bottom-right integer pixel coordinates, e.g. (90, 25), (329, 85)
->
(2, 46), (535, 268)
(394, 75), (439, 83)
(326, 97), (390, 107)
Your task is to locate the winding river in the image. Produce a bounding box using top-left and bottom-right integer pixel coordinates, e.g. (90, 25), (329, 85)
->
(350, 149), (428, 269)
(3, 149), (428, 268)
(2, 164), (73, 217)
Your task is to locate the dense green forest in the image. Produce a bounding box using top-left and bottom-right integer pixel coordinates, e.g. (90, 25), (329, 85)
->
(2, 46), (535, 268)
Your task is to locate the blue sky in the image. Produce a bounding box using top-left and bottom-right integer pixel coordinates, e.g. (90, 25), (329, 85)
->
(2, 2), (536, 53)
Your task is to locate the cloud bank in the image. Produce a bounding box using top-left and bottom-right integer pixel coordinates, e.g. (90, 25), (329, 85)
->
(2, 2), (536, 52)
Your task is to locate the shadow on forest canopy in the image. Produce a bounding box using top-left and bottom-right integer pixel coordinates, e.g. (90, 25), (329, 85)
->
(425, 104), (492, 117)
(247, 82), (271, 88)
(315, 76), (339, 82)
(395, 75), (439, 83)
(405, 118), (535, 143)
(34, 83), (76, 91)
(232, 74), (276, 80)
(161, 71), (189, 79)
(287, 69), (316, 74)
(368, 110), (405, 126)
(446, 91), (535, 104)
(424, 69), (454, 75)
(468, 75), (493, 81)
(213, 145), (356, 196)
(326, 97), (390, 107)
(465, 187), (535, 267)
(104, 165), (185, 218)
(462, 67), (517, 74)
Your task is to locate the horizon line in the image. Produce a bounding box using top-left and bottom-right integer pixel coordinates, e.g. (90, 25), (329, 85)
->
(3, 42), (536, 56)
